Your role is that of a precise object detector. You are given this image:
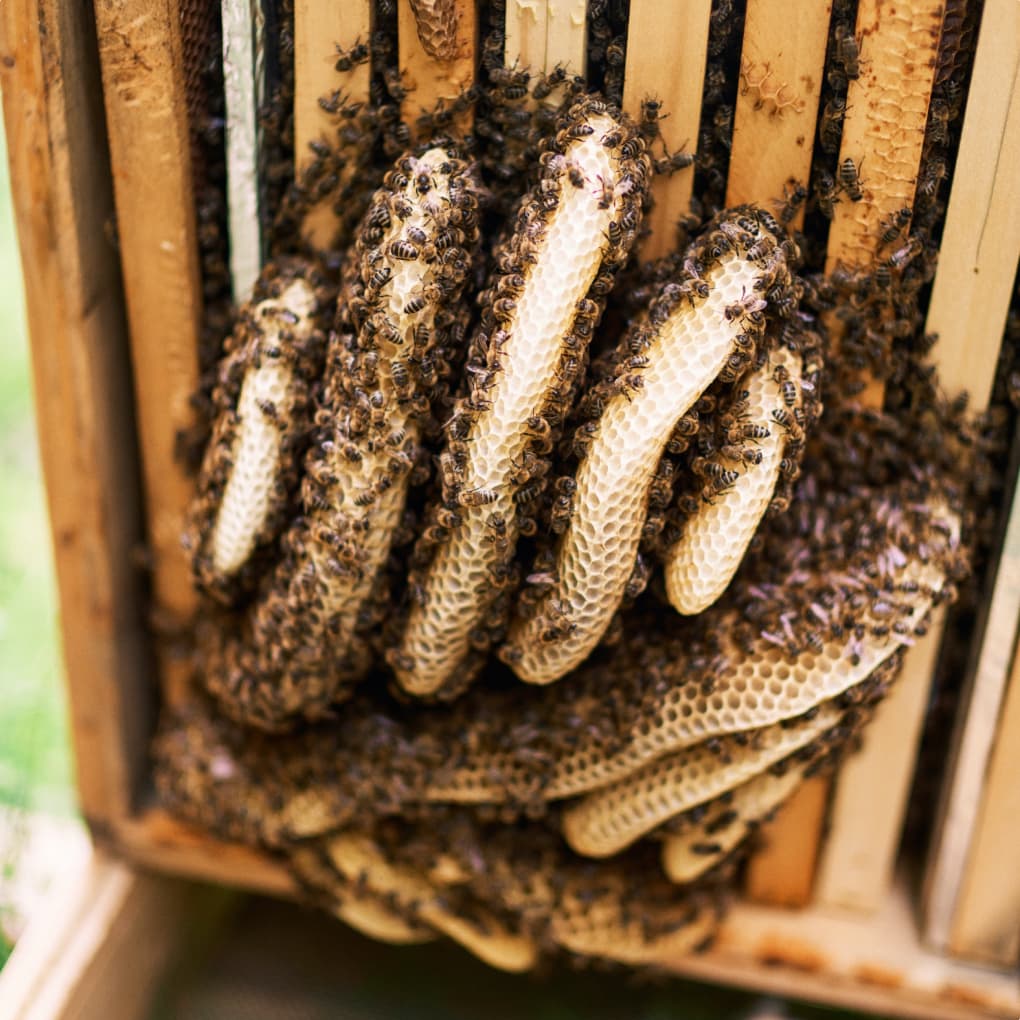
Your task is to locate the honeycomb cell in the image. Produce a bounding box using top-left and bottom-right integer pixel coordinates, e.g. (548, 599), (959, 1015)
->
(561, 702), (838, 857)
(667, 346), (803, 615)
(502, 211), (792, 685)
(396, 100), (649, 697)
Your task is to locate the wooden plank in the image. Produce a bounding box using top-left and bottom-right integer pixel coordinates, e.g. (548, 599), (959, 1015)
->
(821, 0), (1017, 918)
(398, 0), (477, 136)
(948, 643), (1020, 965)
(744, 774), (829, 908)
(544, 0), (587, 76)
(505, 0), (548, 72)
(116, 808), (297, 899)
(0, 850), (231, 1020)
(622, 0), (712, 258)
(222, 0), (266, 298)
(724, 0), (832, 908)
(0, 0), (151, 826)
(815, 609), (946, 911)
(294, 0), (373, 248)
(725, 0), (832, 223)
(93, 0), (204, 708)
(925, 0), (1020, 413)
(755, 0), (946, 909)
(925, 452), (1020, 952)
(824, 0), (947, 274)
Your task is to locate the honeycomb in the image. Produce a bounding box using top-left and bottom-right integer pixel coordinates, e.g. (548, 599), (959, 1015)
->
(395, 99), (649, 697)
(318, 833), (539, 972)
(503, 230), (781, 685)
(289, 844), (436, 945)
(158, 3), (989, 965)
(208, 279), (319, 579)
(185, 260), (328, 601)
(544, 531), (955, 797)
(560, 701), (840, 857)
(199, 146), (483, 728)
(666, 345), (803, 615)
(660, 754), (811, 884)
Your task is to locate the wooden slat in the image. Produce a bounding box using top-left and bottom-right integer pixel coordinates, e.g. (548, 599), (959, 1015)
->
(824, 0), (947, 274)
(294, 0), (373, 248)
(724, 0), (832, 908)
(925, 0), (1020, 411)
(93, 0), (204, 709)
(622, 0), (712, 258)
(815, 609), (946, 911)
(924, 451), (1020, 952)
(0, 850), (231, 1020)
(398, 0), (477, 136)
(505, 0), (548, 71)
(819, 0), (1018, 918)
(222, 0), (266, 298)
(544, 0), (587, 75)
(505, 0), (585, 79)
(744, 773), (829, 908)
(0, 0), (151, 826)
(725, 0), (832, 222)
(756, 0), (946, 909)
(948, 643), (1020, 965)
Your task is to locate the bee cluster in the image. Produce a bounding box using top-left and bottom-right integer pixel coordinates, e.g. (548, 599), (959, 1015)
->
(152, 0), (1010, 969)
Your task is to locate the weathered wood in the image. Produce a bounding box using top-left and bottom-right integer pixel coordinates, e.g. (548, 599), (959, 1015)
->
(294, 0), (373, 248)
(0, 849), (230, 1020)
(93, 0), (205, 707)
(0, 0), (151, 826)
(765, 0), (946, 908)
(725, 0), (832, 225)
(543, 0), (587, 76)
(505, 0), (548, 72)
(925, 442), (1020, 953)
(725, 0), (833, 907)
(398, 0), (477, 137)
(948, 639), (1020, 965)
(923, 0), (1020, 411)
(820, 0), (1016, 919)
(622, 0), (712, 258)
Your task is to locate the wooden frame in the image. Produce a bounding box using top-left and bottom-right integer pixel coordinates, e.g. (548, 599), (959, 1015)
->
(2, 0), (1018, 1016)
(0, 846), (232, 1020)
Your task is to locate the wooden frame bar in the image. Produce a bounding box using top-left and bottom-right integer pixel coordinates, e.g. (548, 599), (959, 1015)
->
(398, 0), (478, 137)
(767, 0), (945, 909)
(0, 849), (231, 1020)
(93, 0), (205, 709)
(819, 0), (1020, 918)
(293, 0), (373, 248)
(622, 0), (712, 258)
(720, 0), (834, 908)
(0, 0), (151, 827)
(948, 638), (1020, 965)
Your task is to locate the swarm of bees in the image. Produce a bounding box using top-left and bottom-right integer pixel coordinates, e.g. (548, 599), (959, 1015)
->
(154, 0), (1005, 970)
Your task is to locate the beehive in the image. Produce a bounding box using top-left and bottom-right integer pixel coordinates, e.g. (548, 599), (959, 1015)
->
(1, 0), (1019, 1016)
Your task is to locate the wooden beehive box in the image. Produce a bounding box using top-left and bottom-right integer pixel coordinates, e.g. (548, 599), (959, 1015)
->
(1, 0), (1018, 1016)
